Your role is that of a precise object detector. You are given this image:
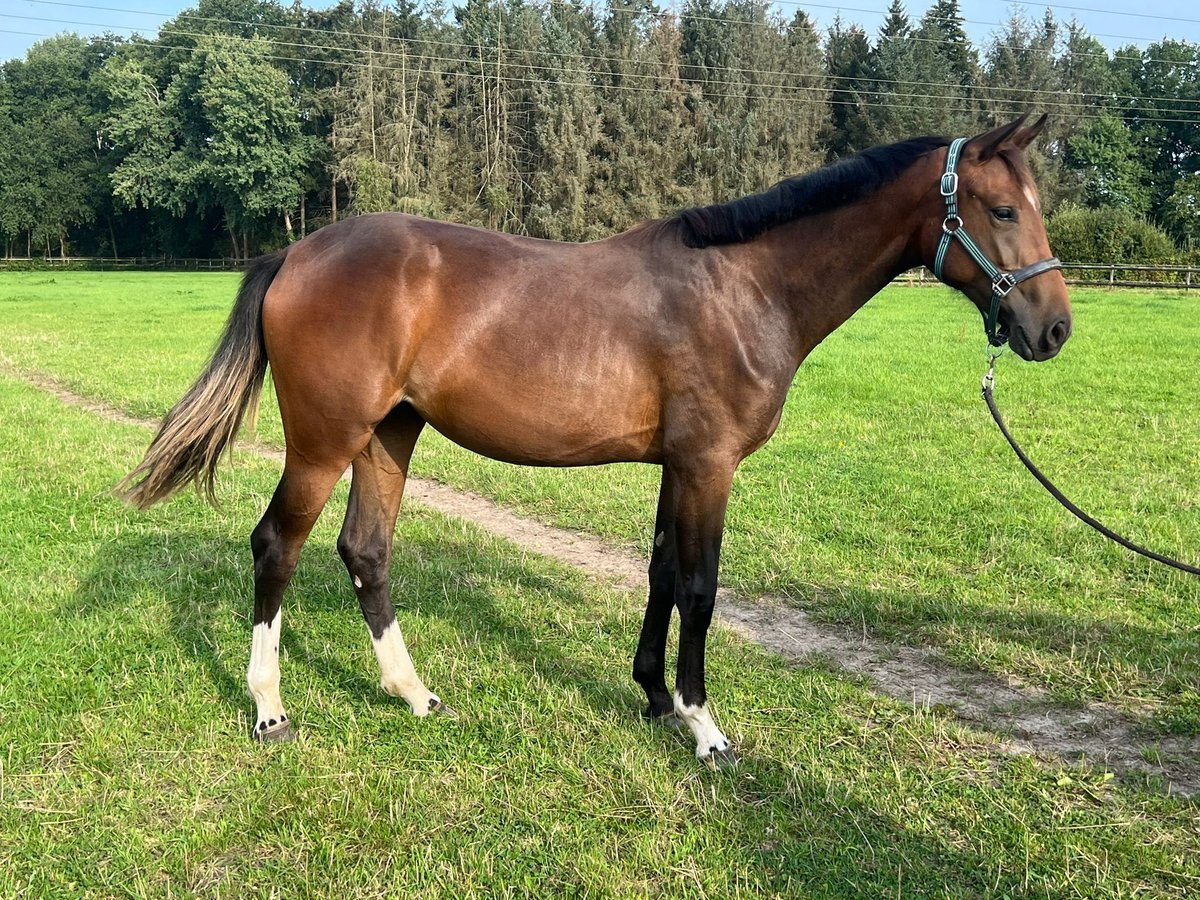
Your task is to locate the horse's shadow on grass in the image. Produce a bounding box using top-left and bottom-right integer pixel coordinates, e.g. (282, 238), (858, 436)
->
(64, 521), (651, 727)
(65, 516), (1200, 740)
(64, 521), (1162, 893)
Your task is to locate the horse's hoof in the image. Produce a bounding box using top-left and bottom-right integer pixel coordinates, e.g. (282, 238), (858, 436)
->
(701, 745), (739, 771)
(428, 698), (459, 719)
(253, 721), (296, 743)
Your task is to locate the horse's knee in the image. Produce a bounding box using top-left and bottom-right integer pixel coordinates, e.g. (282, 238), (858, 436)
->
(676, 571), (717, 624)
(676, 600), (715, 634)
(632, 649), (659, 687)
(648, 552), (675, 592)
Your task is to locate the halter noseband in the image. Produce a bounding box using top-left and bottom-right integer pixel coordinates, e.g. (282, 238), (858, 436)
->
(933, 137), (1063, 348)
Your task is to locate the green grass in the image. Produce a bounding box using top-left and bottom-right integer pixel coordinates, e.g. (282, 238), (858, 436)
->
(1, 373), (1199, 896)
(0, 272), (1198, 733)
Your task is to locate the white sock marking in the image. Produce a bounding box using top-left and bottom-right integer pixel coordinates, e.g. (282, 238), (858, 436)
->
(247, 611), (287, 732)
(372, 620), (438, 715)
(674, 692), (730, 759)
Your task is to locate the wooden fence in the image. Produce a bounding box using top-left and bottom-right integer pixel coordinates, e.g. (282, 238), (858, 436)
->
(1, 257), (1198, 288)
(1060, 263), (1198, 288)
(895, 263), (1198, 289)
(0, 257), (242, 272)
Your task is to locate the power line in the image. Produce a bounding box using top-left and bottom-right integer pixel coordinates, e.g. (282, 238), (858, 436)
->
(27, 0), (1200, 30)
(17, 19), (1193, 126)
(973, 0), (1200, 28)
(6, 9), (1198, 115)
(8, 21), (1200, 129)
(769, 0), (1190, 45)
(0, 25), (960, 120)
(0, 14), (1128, 119)
(1, 28), (49, 39)
(17, 0), (1200, 69)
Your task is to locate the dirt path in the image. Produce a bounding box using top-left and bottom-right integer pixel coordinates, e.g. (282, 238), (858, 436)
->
(13, 368), (1200, 797)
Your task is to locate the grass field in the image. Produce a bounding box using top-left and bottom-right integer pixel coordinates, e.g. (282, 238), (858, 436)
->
(1, 272), (1197, 728)
(2, 329), (1200, 895)
(1, 270), (1200, 892)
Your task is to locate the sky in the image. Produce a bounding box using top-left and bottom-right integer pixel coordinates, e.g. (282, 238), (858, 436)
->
(2, 0), (1199, 64)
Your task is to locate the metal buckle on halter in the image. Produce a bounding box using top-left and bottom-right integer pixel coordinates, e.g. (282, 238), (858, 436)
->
(942, 214), (963, 235)
(940, 171), (959, 197)
(993, 272), (1017, 296)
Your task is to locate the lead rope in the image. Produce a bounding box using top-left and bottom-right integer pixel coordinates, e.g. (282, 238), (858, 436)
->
(982, 351), (1200, 576)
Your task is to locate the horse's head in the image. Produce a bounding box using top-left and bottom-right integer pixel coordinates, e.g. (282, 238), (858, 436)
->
(927, 115), (1071, 361)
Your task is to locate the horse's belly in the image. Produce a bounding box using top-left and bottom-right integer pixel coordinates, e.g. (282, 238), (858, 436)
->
(408, 378), (663, 467)
(430, 421), (661, 466)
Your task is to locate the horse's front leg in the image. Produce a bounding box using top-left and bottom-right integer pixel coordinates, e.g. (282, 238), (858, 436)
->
(633, 468), (680, 725)
(670, 458), (738, 769)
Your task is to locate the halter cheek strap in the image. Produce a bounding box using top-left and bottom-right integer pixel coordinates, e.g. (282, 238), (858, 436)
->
(933, 137), (1062, 348)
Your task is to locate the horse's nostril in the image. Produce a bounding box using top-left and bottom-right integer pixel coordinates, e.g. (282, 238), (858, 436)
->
(1048, 316), (1071, 349)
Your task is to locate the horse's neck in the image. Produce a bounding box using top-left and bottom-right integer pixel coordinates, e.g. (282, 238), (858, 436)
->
(749, 172), (931, 362)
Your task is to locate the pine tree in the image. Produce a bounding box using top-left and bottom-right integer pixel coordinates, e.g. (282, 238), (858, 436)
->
(866, 0), (924, 144)
(824, 17), (872, 157)
(526, 0), (601, 239)
(908, 0), (978, 135)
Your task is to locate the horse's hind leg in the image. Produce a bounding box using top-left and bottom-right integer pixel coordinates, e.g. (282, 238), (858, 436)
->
(248, 458), (345, 741)
(337, 405), (448, 717)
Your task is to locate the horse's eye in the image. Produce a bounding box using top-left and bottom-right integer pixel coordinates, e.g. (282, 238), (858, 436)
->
(991, 207), (1016, 221)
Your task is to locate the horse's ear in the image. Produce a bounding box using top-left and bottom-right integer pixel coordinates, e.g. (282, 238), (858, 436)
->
(1011, 113), (1049, 150)
(966, 114), (1029, 162)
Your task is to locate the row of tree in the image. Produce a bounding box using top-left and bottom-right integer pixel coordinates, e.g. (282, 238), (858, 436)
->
(0, 0), (1196, 261)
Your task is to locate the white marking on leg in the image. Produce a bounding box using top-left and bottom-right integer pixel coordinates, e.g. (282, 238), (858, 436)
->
(372, 620), (439, 716)
(247, 611), (287, 734)
(655, 531), (665, 547)
(353, 575), (362, 589)
(674, 691), (730, 759)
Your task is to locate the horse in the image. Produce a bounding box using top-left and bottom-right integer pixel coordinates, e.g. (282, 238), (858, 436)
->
(121, 114), (1071, 768)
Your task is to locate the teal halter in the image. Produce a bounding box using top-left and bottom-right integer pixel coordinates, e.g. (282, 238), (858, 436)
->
(933, 137), (1063, 348)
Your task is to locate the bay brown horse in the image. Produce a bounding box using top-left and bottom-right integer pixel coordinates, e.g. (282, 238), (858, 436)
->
(122, 115), (1071, 767)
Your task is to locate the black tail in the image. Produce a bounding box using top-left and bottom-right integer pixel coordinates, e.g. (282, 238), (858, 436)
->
(118, 251), (287, 508)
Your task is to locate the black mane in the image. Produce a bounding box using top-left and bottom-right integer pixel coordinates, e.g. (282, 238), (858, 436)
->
(673, 136), (951, 248)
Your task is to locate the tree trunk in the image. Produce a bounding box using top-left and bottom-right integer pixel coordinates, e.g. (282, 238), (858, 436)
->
(368, 48), (377, 162)
(108, 217), (119, 259)
(300, 197), (306, 236)
(331, 90), (339, 223)
(228, 220), (239, 261)
(283, 207), (293, 242)
(59, 235), (67, 259)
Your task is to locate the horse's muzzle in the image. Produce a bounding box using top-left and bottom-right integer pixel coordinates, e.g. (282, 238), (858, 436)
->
(1010, 315), (1071, 361)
